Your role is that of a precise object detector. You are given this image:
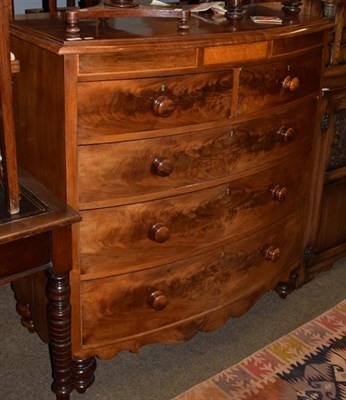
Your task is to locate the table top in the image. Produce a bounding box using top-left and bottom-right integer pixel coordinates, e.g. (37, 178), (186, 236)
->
(11, 3), (333, 52)
(0, 171), (80, 245)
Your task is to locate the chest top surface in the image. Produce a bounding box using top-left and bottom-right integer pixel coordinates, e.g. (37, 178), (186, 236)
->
(10, 3), (332, 54)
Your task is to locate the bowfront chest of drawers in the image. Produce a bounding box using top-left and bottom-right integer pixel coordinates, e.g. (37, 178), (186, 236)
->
(10, 6), (332, 393)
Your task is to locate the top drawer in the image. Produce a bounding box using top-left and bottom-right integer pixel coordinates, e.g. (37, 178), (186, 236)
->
(237, 47), (323, 115)
(77, 70), (233, 142)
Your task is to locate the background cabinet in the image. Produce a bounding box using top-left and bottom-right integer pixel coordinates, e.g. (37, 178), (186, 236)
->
(306, 0), (346, 279)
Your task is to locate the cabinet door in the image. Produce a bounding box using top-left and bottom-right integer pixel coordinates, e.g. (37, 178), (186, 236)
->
(317, 178), (346, 251)
(315, 89), (346, 253)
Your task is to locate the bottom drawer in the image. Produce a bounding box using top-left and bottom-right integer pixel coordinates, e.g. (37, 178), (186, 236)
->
(81, 208), (304, 348)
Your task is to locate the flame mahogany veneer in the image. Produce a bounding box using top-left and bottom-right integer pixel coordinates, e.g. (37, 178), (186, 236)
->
(10, 5), (332, 397)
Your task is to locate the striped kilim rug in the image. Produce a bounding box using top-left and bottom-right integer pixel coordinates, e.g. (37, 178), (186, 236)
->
(173, 300), (346, 400)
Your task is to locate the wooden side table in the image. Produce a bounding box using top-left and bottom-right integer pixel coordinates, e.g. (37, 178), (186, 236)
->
(0, 172), (80, 400)
(1, 0), (80, 398)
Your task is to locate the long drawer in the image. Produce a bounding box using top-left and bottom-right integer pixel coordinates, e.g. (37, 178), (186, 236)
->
(77, 70), (233, 141)
(78, 99), (316, 209)
(80, 208), (303, 348)
(79, 153), (311, 276)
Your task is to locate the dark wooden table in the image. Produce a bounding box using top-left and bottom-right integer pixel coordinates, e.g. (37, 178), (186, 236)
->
(0, 172), (80, 400)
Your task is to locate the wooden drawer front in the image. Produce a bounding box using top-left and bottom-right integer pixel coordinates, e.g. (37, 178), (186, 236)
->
(78, 99), (316, 209)
(79, 49), (197, 76)
(79, 154), (310, 276)
(272, 32), (324, 56)
(237, 48), (322, 115)
(81, 209), (303, 347)
(0, 233), (50, 282)
(77, 71), (233, 142)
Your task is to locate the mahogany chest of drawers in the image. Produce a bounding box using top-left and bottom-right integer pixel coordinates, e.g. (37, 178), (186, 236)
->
(10, 5), (332, 391)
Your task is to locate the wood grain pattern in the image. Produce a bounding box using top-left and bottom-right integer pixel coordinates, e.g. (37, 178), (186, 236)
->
(78, 99), (316, 208)
(272, 31), (324, 55)
(76, 261), (300, 359)
(11, 37), (68, 199)
(307, 0), (346, 278)
(80, 209), (303, 350)
(203, 41), (269, 65)
(77, 71), (233, 140)
(79, 48), (197, 76)
(9, 11), (331, 369)
(79, 153), (311, 277)
(238, 47), (323, 115)
(317, 178), (346, 252)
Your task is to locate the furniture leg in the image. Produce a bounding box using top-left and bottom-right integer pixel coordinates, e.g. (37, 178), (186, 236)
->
(11, 280), (36, 333)
(275, 268), (299, 299)
(72, 357), (97, 394)
(47, 269), (73, 400)
(15, 301), (35, 332)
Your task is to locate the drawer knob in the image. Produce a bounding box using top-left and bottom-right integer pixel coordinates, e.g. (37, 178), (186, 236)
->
(148, 223), (170, 243)
(152, 95), (176, 118)
(270, 185), (288, 202)
(264, 245), (281, 262)
(277, 126), (294, 143)
(148, 290), (168, 311)
(151, 157), (174, 177)
(282, 75), (300, 93)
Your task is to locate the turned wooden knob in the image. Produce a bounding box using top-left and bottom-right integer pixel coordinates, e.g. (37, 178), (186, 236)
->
(152, 95), (176, 118)
(270, 184), (288, 201)
(264, 245), (281, 262)
(148, 290), (168, 311)
(282, 75), (300, 93)
(148, 223), (170, 243)
(277, 126), (295, 143)
(151, 157), (174, 177)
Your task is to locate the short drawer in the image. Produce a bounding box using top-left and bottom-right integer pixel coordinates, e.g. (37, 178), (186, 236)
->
(78, 99), (316, 209)
(237, 47), (323, 115)
(80, 209), (303, 347)
(79, 154), (311, 276)
(77, 70), (233, 142)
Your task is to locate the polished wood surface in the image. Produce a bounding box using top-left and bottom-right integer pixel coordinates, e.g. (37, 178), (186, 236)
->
(317, 179), (346, 250)
(80, 209), (303, 357)
(77, 71), (234, 139)
(305, 0), (346, 279)
(238, 48), (322, 114)
(9, 4), (332, 394)
(78, 99), (315, 208)
(1, 1), (82, 397)
(79, 153), (311, 278)
(0, 0), (20, 214)
(0, 172), (81, 400)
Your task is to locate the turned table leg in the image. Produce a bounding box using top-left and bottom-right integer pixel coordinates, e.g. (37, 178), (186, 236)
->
(47, 269), (73, 400)
(47, 226), (96, 398)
